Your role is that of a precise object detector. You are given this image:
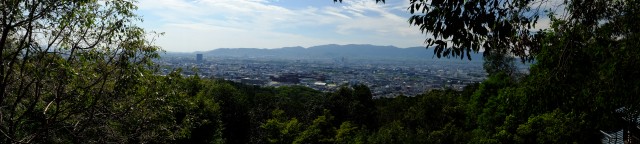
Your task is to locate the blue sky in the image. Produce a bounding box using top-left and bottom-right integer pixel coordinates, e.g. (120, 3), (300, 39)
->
(135, 0), (427, 52)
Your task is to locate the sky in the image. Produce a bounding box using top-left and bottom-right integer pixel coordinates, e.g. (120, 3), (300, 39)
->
(136, 0), (426, 52)
(135, 0), (563, 52)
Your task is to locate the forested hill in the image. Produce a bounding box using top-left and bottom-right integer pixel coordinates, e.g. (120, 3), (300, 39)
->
(191, 44), (484, 61)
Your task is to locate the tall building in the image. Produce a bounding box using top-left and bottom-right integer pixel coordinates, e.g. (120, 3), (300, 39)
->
(196, 54), (203, 63)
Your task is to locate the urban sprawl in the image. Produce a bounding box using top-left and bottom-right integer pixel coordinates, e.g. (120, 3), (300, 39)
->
(158, 54), (496, 98)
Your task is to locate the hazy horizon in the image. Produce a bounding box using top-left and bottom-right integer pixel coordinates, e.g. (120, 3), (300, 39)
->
(161, 43), (426, 53)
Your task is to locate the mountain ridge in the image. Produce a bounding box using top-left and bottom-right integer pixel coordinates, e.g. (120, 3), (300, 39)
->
(167, 44), (484, 61)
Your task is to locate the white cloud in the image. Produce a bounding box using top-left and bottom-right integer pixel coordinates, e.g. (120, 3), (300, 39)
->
(137, 0), (425, 52)
(154, 23), (336, 52)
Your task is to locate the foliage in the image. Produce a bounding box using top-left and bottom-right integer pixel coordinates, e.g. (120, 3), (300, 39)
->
(0, 0), (160, 143)
(407, 0), (543, 61)
(260, 109), (303, 144)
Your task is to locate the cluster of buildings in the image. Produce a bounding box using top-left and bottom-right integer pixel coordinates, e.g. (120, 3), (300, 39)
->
(157, 55), (489, 98)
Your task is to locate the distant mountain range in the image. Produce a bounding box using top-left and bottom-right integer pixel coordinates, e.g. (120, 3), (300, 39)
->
(165, 44), (484, 61)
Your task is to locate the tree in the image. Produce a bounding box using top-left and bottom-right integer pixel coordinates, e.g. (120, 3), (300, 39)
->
(201, 81), (251, 143)
(406, 0), (543, 61)
(337, 0), (639, 141)
(0, 0), (160, 142)
(466, 0), (640, 142)
(326, 85), (377, 128)
(261, 109), (303, 144)
(483, 48), (516, 76)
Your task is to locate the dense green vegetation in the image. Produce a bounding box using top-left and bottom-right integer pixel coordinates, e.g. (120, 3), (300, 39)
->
(67, 72), (480, 143)
(1, 0), (638, 143)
